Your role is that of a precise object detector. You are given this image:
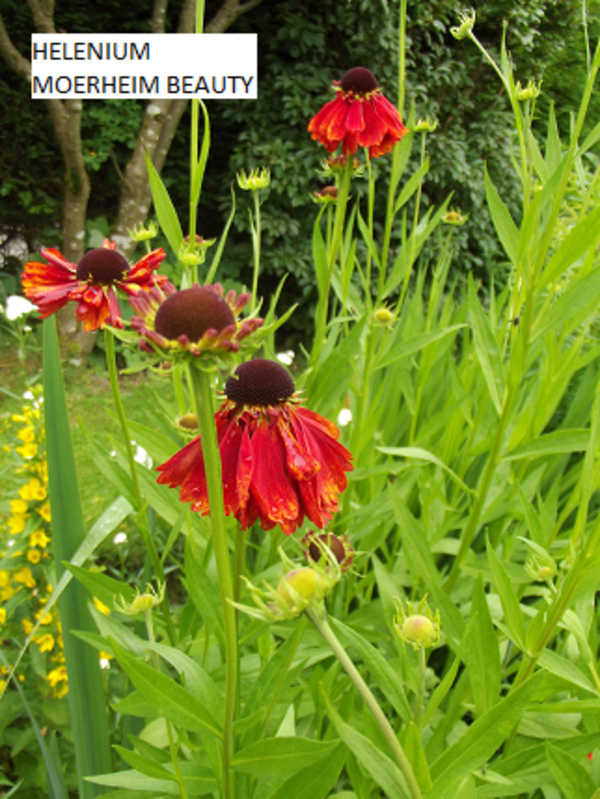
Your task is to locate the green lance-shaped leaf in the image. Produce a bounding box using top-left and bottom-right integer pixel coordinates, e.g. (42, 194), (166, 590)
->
(468, 275), (506, 416)
(546, 742), (597, 799)
(486, 537), (527, 651)
(43, 317), (112, 798)
(231, 737), (339, 776)
(428, 672), (544, 798)
(144, 148), (184, 257)
(484, 166), (519, 265)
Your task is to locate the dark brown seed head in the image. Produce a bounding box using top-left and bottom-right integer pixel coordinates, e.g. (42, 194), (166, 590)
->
(76, 248), (130, 284)
(154, 286), (235, 342)
(340, 67), (378, 95)
(225, 359), (295, 406)
(308, 533), (346, 565)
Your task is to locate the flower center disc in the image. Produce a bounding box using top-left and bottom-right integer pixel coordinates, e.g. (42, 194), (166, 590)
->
(225, 359), (295, 406)
(340, 67), (378, 95)
(76, 249), (130, 284)
(154, 286), (235, 342)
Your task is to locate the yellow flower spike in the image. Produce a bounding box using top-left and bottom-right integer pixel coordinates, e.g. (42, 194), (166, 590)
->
(15, 443), (37, 459)
(37, 502), (51, 523)
(14, 568), (36, 589)
(35, 633), (55, 652)
(30, 530), (50, 549)
(1, 587), (15, 602)
(10, 499), (28, 514)
(8, 515), (28, 535)
(17, 427), (36, 443)
(19, 478), (46, 501)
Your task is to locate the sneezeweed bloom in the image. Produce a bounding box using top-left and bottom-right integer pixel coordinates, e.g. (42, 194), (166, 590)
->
(394, 596), (441, 650)
(130, 283), (263, 363)
(22, 240), (169, 331)
(157, 359), (353, 535)
(308, 66), (408, 158)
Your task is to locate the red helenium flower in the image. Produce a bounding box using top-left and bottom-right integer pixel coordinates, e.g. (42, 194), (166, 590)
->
(21, 241), (169, 332)
(157, 359), (353, 535)
(308, 66), (408, 158)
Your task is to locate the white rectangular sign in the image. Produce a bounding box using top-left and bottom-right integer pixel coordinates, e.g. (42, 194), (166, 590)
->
(31, 34), (257, 99)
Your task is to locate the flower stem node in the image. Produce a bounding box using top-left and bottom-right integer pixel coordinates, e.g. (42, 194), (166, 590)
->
(114, 582), (165, 616)
(451, 9), (476, 40)
(394, 596), (441, 650)
(237, 167), (271, 191)
(128, 221), (159, 242)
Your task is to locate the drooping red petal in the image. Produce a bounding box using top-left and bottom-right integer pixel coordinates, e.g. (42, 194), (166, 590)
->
(248, 419), (301, 535)
(345, 100), (365, 133)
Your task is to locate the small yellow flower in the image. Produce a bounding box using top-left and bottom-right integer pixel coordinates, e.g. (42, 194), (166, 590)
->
(19, 478), (46, 501)
(0, 608), (6, 625)
(0, 679), (6, 693)
(22, 618), (34, 635)
(37, 502), (51, 523)
(17, 427), (36, 444)
(11, 414), (27, 423)
(30, 530), (50, 549)
(27, 549), (42, 565)
(35, 608), (53, 626)
(0, 571), (10, 588)
(35, 633), (55, 652)
(47, 666), (68, 688)
(8, 514), (28, 534)
(15, 442), (37, 459)
(55, 682), (69, 699)
(1, 586), (15, 602)
(10, 499), (28, 514)
(93, 597), (111, 616)
(14, 568), (36, 589)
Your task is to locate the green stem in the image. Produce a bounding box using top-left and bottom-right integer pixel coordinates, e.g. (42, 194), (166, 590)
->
(105, 328), (142, 509)
(306, 607), (423, 799)
(312, 156), (353, 362)
(250, 189), (261, 313)
(446, 382), (517, 591)
(104, 328), (177, 644)
(189, 365), (237, 799)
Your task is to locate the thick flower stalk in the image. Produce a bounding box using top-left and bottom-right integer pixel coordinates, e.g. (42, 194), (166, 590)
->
(22, 240), (169, 332)
(308, 66), (408, 158)
(157, 359), (353, 535)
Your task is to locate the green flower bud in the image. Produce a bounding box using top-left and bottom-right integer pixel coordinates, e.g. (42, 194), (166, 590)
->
(451, 9), (476, 40)
(128, 221), (159, 242)
(237, 167), (271, 191)
(394, 596), (441, 650)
